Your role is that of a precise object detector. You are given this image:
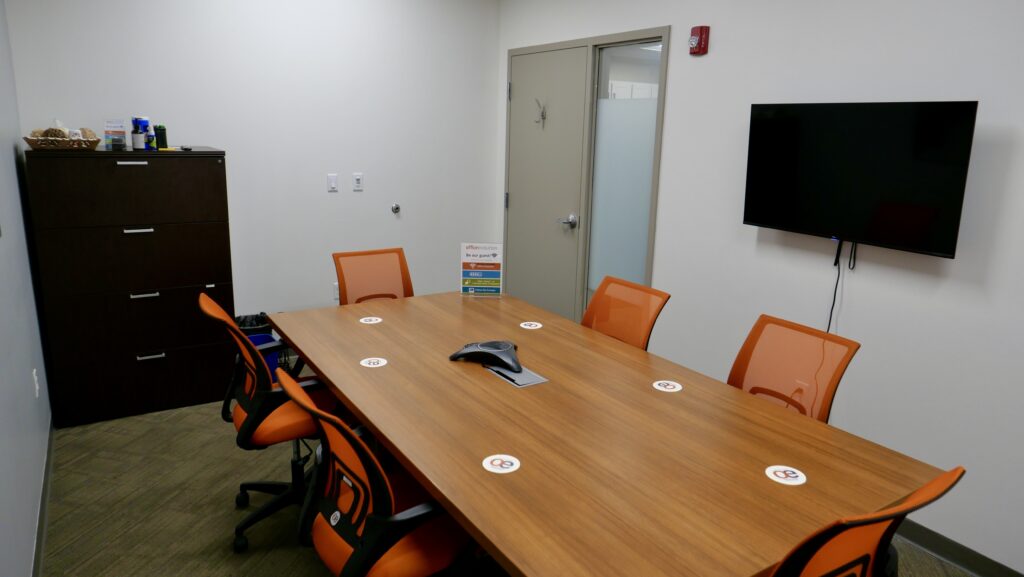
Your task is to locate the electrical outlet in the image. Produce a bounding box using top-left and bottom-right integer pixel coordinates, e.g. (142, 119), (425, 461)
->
(32, 368), (40, 398)
(352, 172), (364, 192)
(327, 173), (339, 193)
(333, 282), (339, 303)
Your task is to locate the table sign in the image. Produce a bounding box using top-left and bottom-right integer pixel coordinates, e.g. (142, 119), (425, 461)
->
(483, 454), (521, 474)
(765, 465), (807, 486)
(461, 242), (503, 295)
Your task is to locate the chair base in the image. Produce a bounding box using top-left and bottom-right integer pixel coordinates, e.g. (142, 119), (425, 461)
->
(232, 440), (312, 553)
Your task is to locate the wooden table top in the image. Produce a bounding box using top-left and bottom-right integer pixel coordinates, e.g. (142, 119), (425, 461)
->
(270, 292), (941, 577)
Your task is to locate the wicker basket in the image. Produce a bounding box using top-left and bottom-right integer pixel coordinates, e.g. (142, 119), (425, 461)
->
(23, 136), (101, 150)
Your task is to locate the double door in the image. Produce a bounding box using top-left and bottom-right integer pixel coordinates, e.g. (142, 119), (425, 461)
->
(504, 28), (669, 320)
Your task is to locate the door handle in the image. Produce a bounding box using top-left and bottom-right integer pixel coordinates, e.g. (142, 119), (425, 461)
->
(123, 227), (154, 234)
(557, 213), (578, 229)
(116, 161), (149, 166)
(136, 352), (166, 361)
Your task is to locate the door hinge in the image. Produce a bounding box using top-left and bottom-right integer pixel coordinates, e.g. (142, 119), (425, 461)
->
(504, 192), (509, 208)
(507, 81), (511, 101)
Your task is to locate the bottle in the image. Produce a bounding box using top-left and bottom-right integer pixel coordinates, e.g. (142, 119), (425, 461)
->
(131, 117), (145, 150)
(154, 125), (168, 149)
(146, 124), (157, 150)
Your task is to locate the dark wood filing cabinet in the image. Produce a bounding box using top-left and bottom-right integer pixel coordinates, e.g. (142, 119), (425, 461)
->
(22, 147), (235, 428)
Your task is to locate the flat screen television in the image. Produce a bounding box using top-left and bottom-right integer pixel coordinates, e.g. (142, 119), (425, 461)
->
(743, 101), (977, 258)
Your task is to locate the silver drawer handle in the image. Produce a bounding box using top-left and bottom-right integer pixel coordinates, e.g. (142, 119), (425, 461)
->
(123, 227), (154, 234)
(136, 352), (166, 361)
(116, 161), (149, 166)
(129, 291), (160, 300)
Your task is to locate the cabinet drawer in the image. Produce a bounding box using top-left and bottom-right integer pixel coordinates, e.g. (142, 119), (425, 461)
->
(42, 283), (234, 355)
(48, 342), (236, 428)
(36, 222), (232, 296)
(27, 155), (227, 228)
(118, 342), (237, 416)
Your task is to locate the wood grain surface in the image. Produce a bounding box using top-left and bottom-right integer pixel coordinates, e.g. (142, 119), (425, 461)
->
(270, 293), (941, 577)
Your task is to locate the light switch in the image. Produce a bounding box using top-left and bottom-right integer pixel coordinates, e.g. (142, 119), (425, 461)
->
(352, 172), (364, 192)
(327, 173), (339, 193)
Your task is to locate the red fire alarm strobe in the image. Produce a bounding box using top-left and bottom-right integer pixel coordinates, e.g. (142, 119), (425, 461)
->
(689, 26), (710, 55)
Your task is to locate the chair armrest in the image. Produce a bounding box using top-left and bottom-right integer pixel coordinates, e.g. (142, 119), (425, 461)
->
(749, 387), (808, 416)
(387, 501), (441, 523)
(364, 501), (442, 537)
(357, 501), (446, 570)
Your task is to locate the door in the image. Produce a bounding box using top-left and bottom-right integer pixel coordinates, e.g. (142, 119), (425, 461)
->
(505, 47), (589, 319)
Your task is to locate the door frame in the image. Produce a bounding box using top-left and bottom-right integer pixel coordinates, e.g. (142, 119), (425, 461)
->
(504, 26), (671, 321)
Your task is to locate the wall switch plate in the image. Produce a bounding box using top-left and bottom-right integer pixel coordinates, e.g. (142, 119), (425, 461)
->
(352, 172), (364, 192)
(32, 368), (40, 398)
(327, 173), (339, 193)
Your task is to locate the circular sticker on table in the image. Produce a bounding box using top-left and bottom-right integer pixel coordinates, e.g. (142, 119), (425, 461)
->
(519, 321), (543, 330)
(765, 465), (807, 486)
(482, 454), (521, 474)
(359, 317), (383, 324)
(652, 380), (683, 393)
(359, 357), (388, 368)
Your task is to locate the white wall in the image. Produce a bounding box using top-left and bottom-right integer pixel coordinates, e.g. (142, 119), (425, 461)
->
(5, 0), (501, 315)
(0, 0), (51, 574)
(499, 0), (1024, 571)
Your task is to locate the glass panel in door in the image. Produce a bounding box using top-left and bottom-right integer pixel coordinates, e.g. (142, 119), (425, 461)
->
(587, 41), (662, 302)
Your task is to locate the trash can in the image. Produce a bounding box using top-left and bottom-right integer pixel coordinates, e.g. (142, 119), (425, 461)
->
(235, 312), (271, 336)
(234, 313), (282, 381)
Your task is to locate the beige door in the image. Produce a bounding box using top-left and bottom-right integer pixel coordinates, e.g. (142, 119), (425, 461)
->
(505, 47), (589, 319)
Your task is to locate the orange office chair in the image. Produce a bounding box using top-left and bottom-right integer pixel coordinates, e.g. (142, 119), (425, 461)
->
(199, 293), (337, 553)
(765, 466), (966, 577)
(332, 247), (414, 305)
(728, 315), (860, 423)
(581, 276), (671, 350)
(277, 368), (471, 577)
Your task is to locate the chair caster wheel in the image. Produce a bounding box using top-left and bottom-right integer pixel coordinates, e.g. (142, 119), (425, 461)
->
(235, 491), (249, 509)
(233, 534), (248, 553)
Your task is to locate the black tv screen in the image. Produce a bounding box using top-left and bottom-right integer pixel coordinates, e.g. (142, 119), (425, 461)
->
(744, 101), (977, 258)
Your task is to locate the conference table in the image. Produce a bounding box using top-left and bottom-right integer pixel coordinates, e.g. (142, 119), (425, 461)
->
(269, 292), (941, 577)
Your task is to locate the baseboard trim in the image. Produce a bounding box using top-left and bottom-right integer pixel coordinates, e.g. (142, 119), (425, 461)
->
(898, 519), (1022, 577)
(32, 424), (54, 577)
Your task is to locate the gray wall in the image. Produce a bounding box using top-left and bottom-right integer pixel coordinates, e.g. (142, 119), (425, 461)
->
(0, 0), (50, 574)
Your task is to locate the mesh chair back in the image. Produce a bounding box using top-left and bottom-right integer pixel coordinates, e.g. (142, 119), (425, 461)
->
(581, 276), (671, 350)
(770, 467), (965, 577)
(332, 248), (414, 305)
(198, 293), (272, 404)
(728, 315), (860, 422)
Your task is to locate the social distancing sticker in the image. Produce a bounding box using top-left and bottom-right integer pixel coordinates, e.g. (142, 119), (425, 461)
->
(765, 465), (807, 486)
(652, 380), (683, 393)
(359, 317), (383, 324)
(482, 454), (520, 474)
(519, 321), (543, 330)
(359, 357), (388, 368)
